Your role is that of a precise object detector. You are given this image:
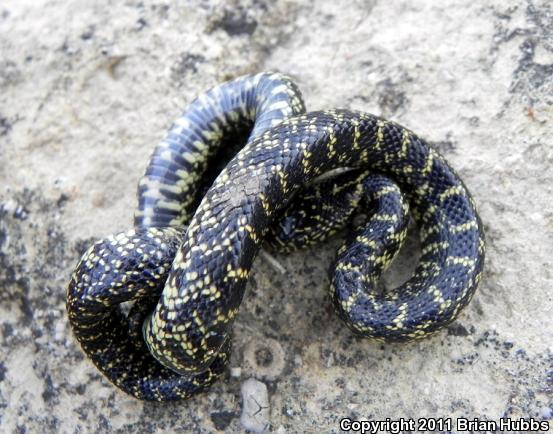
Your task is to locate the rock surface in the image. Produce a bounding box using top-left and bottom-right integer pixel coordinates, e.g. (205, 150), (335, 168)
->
(0, 0), (552, 433)
(240, 378), (270, 433)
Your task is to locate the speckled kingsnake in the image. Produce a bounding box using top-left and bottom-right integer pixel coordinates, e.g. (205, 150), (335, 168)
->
(67, 72), (485, 401)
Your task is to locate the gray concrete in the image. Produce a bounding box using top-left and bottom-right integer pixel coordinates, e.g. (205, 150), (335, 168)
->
(0, 0), (551, 432)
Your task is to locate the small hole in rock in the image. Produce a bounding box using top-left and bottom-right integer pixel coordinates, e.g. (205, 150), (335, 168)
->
(255, 346), (273, 367)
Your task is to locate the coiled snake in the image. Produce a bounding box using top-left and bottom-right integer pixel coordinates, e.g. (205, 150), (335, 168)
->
(67, 72), (485, 401)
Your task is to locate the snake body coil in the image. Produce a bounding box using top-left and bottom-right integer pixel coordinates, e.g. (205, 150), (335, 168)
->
(67, 72), (485, 401)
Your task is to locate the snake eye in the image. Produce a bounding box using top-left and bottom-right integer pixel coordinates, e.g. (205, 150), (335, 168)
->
(205, 331), (226, 353)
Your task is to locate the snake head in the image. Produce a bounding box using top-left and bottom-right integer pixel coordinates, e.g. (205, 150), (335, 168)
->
(143, 308), (231, 375)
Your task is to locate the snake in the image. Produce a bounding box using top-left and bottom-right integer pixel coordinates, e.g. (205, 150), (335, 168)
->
(67, 72), (485, 401)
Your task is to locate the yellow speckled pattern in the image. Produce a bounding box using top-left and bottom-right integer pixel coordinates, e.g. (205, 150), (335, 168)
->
(67, 74), (485, 401)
